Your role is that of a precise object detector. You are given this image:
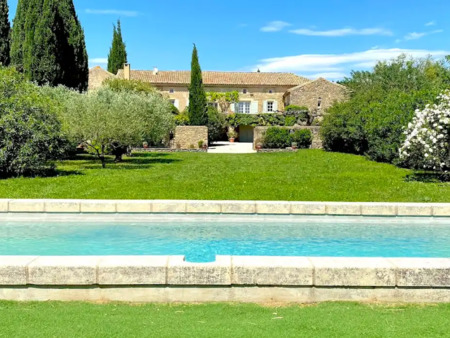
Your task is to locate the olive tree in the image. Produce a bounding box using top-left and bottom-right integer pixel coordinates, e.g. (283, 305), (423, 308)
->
(55, 87), (174, 168)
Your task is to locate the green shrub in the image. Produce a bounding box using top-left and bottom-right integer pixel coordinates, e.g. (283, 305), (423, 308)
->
(0, 67), (65, 177)
(284, 116), (296, 126)
(290, 129), (312, 149)
(207, 107), (227, 142)
(174, 109), (190, 126)
(322, 56), (450, 164)
(263, 127), (290, 149)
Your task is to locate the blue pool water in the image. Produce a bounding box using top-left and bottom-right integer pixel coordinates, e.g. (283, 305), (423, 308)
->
(0, 216), (449, 262)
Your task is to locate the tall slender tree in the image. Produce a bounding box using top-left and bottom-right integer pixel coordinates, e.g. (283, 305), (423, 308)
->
(10, 0), (27, 70)
(0, 0), (10, 66)
(10, 0), (88, 91)
(188, 44), (208, 125)
(107, 20), (127, 75)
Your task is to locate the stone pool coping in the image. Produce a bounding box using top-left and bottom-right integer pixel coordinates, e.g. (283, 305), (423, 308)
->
(0, 199), (450, 216)
(1, 199), (449, 302)
(0, 256), (449, 303)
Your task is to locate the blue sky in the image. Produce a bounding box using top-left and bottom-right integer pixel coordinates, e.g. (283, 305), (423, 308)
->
(7, 0), (450, 79)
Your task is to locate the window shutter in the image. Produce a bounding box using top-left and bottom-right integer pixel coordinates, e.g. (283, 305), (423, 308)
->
(251, 101), (259, 114)
(174, 99), (180, 109)
(186, 99), (189, 108)
(263, 100), (268, 113)
(273, 101), (278, 112)
(230, 103), (236, 112)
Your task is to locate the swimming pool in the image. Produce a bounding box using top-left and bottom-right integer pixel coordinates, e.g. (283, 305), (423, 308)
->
(1, 215), (449, 262)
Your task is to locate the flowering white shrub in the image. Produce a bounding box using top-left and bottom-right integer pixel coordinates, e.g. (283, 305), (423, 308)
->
(399, 91), (450, 172)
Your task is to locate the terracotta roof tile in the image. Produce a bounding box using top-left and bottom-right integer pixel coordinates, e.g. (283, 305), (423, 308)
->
(116, 69), (310, 87)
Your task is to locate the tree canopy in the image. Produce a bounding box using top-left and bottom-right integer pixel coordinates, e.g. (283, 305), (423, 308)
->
(10, 0), (88, 91)
(0, 0), (10, 66)
(53, 87), (174, 168)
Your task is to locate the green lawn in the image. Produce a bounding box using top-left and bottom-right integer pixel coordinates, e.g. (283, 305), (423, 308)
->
(0, 150), (448, 202)
(0, 301), (449, 337)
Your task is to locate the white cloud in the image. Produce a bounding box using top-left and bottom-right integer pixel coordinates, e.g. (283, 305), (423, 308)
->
(89, 58), (108, 65)
(425, 21), (436, 26)
(289, 27), (393, 37)
(254, 48), (450, 79)
(260, 21), (291, 32)
(85, 9), (139, 17)
(307, 72), (348, 80)
(404, 29), (443, 41)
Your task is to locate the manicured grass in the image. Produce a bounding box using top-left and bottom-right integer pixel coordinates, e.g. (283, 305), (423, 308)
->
(0, 301), (449, 337)
(0, 150), (448, 202)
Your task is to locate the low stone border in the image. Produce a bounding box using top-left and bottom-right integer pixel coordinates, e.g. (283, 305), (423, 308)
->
(133, 148), (207, 153)
(1, 256), (449, 303)
(0, 199), (449, 216)
(257, 149), (298, 153)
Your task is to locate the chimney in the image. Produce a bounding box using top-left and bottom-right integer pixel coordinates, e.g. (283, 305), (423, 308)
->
(153, 67), (159, 75)
(124, 63), (131, 80)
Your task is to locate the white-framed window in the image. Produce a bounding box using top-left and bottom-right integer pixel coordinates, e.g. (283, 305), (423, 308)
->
(169, 99), (176, 105)
(238, 101), (251, 114)
(267, 101), (274, 112)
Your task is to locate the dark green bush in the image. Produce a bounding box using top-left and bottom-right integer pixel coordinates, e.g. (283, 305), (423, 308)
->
(290, 129), (312, 149)
(322, 56), (450, 164)
(0, 67), (65, 177)
(263, 127), (290, 148)
(207, 107), (227, 142)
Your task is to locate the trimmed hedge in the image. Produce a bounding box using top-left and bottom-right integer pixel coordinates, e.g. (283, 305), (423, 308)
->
(291, 129), (312, 149)
(262, 127), (313, 149)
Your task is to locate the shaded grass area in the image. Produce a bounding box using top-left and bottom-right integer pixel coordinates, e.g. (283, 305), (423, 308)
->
(0, 150), (448, 202)
(0, 301), (449, 337)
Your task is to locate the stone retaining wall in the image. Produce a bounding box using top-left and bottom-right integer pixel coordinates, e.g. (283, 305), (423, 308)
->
(173, 126), (208, 149)
(254, 126), (322, 149)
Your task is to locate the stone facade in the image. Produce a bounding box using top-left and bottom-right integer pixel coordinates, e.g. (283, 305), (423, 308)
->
(254, 126), (323, 149)
(155, 85), (293, 113)
(174, 126), (208, 149)
(284, 78), (349, 114)
(88, 66), (115, 91)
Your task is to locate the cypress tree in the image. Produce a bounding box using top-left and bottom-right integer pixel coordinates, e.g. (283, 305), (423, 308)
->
(107, 20), (127, 75)
(188, 44), (208, 125)
(10, 0), (32, 71)
(10, 0), (88, 91)
(0, 0), (10, 66)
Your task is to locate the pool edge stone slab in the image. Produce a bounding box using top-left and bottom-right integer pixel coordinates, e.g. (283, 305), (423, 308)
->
(221, 201), (257, 214)
(167, 255), (232, 286)
(310, 257), (397, 287)
(231, 256), (313, 286)
(27, 256), (99, 286)
(389, 258), (450, 287)
(0, 256), (38, 285)
(0, 199), (449, 216)
(97, 256), (168, 285)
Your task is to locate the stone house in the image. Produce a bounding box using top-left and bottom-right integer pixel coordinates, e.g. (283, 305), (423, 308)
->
(89, 64), (348, 142)
(88, 66), (115, 90)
